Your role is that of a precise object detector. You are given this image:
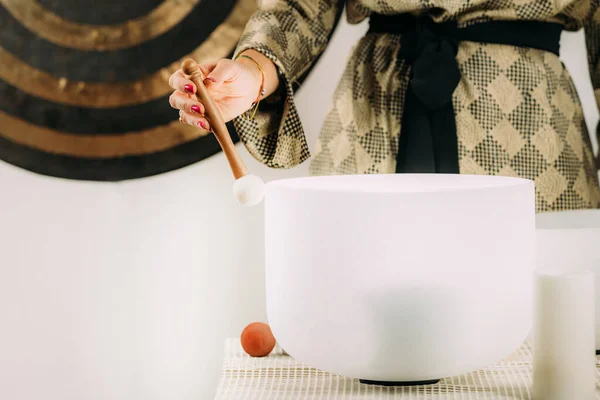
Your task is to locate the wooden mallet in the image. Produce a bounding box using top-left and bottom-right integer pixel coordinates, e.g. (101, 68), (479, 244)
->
(181, 58), (264, 206)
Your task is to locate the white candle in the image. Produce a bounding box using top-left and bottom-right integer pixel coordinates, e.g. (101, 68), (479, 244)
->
(533, 268), (596, 400)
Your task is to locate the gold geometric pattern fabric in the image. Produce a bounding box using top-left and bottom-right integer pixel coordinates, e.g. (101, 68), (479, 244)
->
(233, 0), (600, 211)
(456, 43), (600, 211)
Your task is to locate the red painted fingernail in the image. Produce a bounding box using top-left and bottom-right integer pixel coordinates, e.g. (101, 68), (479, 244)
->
(184, 84), (194, 93)
(198, 121), (205, 129)
(191, 105), (201, 114)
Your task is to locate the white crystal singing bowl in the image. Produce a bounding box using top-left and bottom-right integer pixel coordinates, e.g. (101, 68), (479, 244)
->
(536, 209), (600, 352)
(265, 174), (535, 384)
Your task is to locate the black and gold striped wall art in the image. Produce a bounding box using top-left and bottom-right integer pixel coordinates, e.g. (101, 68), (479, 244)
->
(0, 0), (256, 180)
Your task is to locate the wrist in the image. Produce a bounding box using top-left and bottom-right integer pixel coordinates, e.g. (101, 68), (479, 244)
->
(235, 56), (264, 99)
(235, 52), (267, 120)
(238, 49), (279, 98)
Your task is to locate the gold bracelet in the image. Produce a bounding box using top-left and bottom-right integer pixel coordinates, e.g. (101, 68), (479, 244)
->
(235, 54), (265, 120)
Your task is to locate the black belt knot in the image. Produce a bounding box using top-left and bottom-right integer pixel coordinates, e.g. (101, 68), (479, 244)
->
(367, 13), (562, 174)
(398, 18), (461, 110)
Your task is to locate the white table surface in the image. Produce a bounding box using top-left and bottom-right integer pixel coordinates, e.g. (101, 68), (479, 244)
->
(214, 338), (600, 399)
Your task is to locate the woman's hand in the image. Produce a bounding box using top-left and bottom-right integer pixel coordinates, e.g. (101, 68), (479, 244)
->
(168, 50), (279, 132)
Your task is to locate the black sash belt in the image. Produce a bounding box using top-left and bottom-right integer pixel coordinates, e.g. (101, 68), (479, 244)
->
(367, 14), (562, 174)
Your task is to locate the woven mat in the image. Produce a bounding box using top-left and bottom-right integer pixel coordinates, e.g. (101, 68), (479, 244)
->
(214, 338), (600, 399)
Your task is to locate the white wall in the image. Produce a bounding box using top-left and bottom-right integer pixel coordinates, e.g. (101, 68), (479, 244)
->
(0, 18), (597, 400)
(563, 30), (599, 153)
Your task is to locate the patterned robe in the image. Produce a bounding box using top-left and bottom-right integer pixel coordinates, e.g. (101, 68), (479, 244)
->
(232, 0), (600, 211)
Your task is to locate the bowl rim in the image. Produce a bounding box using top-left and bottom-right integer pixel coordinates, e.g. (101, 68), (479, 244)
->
(266, 173), (534, 195)
(536, 209), (600, 231)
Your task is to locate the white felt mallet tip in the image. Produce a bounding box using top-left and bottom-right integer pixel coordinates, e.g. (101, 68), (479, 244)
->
(233, 174), (265, 206)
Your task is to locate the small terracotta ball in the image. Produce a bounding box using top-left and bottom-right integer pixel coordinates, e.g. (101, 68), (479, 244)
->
(241, 322), (276, 357)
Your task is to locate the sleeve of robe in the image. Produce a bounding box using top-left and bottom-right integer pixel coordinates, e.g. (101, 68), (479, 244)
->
(585, 3), (600, 169)
(231, 0), (343, 168)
